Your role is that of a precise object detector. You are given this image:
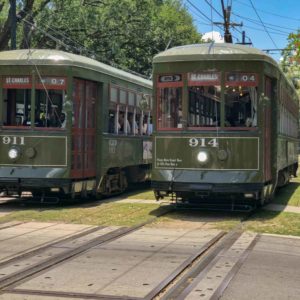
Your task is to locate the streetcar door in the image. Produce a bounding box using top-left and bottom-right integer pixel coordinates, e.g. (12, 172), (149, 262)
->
(71, 79), (96, 178)
(264, 77), (272, 182)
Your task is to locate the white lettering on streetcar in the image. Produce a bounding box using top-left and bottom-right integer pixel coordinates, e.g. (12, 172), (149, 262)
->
(188, 138), (218, 148)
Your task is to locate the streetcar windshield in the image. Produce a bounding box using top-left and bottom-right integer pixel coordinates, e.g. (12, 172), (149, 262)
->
(3, 88), (31, 126)
(157, 86), (182, 129)
(188, 85), (221, 127)
(35, 90), (65, 128)
(2, 76), (67, 128)
(224, 73), (258, 127)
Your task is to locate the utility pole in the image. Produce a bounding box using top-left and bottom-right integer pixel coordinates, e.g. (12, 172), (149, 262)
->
(214, 0), (242, 43)
(10, 0), (17, 50)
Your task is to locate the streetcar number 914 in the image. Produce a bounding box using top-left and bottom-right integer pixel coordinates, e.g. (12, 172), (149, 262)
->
(189, 138), (218, 148)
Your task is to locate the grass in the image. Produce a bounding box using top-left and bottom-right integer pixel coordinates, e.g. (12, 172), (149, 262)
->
(273, 177), (300, 207)
(243, 210), (300, 236)
(0, 202), (166, 227)
(126, 189), (156, 200)
(1, 176), (300, 237)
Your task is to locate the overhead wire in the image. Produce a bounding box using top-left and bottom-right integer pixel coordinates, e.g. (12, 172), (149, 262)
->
(234, 0), (300, 22)
(19, 15), (149, 79)
(232, 12), (298, 34)
(186, 0), (241, 42)
(248, 0), (279, 49)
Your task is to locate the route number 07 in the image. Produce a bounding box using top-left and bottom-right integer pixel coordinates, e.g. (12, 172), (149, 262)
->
(2, 136), (25, 145)
(189, 138), (218, 148)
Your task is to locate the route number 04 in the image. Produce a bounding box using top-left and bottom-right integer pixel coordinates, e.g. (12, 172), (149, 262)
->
(189, 138), (218, 148)
(2, 136), (25, 145)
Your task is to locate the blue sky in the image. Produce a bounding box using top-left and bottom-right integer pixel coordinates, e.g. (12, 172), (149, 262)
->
(185, 0), (300, 61)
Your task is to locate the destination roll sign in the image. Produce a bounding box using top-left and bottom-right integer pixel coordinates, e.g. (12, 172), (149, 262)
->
(159, 75), (182, 83)
(3, 76), (31, 88)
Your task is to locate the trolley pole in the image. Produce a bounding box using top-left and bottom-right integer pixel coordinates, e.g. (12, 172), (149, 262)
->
(10, 0), (17, 50)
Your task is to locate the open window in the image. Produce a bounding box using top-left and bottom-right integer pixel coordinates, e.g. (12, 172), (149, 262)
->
(107, 84), (151, 136)
(224, 73), (258, 128)
(2, 76), (31, 126)
(157, 74), (183, 130)
(35, 77), (67, 128)
(187, 72), (221, 128)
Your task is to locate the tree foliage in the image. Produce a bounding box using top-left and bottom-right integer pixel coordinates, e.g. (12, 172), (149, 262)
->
(281, 30), (300, 91)
(0, 0), (202, 76)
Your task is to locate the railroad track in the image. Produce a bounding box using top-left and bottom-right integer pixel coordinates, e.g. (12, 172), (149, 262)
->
(0, 207), (258, 299)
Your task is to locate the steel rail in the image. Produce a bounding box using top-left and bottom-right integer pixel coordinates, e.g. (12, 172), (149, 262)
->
(153, 210), (258, 299)
(0, 225), (103, 268)
(0, 206), (174, 292)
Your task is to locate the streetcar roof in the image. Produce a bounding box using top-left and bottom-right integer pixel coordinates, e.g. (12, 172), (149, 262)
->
(0, 49), (152, 89)
(153, 43), (277, 66)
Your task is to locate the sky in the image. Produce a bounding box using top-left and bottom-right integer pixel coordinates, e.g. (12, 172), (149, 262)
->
(184, 0), (300, 61)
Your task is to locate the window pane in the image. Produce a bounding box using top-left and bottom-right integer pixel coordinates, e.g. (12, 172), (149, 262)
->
(188, 86), (221, 127)
(157, 87), (182, 129)
(3, 89), (31, 126)
(110, 87), (118, 102)
(35, 90), (64, 127)
(128, 91), (135, 106)
(224, 86), (258, 127)
(120, 90), (127, 104)
(137, 94), (142, 108)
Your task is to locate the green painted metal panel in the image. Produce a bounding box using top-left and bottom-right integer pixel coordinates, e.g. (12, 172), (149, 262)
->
(154, 136), (259, 170)
(101, 136), (151, 171)
(0, 135), (67, 166)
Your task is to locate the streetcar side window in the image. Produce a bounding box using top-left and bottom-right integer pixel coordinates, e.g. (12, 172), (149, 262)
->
(108, 85), (151, 135)
(188, 86), (221, 127)
(3, 89), (31, 126)
(157, 87), (182, 129)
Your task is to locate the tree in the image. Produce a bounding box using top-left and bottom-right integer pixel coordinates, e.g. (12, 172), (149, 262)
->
(281, 30), (300, 93)
(0, 0), (202, 75)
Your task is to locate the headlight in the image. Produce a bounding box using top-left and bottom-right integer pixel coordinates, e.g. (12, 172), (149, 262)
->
(197, 151), (208, 163)
(8, 148), (19, 160)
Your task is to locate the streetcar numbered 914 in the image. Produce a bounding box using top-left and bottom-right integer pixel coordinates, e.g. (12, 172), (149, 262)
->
(152, 43), (299, 207)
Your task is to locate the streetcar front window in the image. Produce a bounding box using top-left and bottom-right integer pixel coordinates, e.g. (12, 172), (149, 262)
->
(224, 86), (258, 127)
(224, 73), (258, 128)
(157, 87), (182, 129)
(188, 86), (221, 127)
(35, 90), (64, 128)
(3, 89), (31, 126)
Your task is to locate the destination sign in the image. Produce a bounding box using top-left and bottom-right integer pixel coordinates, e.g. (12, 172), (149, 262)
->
(36, 77), (67, 89)
(226, 73), (258, 85)
(3, 76), (31, 88)
(188, 72), (220, 85)
(159, 75), (182, 83)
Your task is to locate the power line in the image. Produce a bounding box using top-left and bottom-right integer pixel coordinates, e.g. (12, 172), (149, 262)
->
(248, 0), (279, 49)
(232, 12), (298, 34)
(235, 0), (300, 22)
(19, 18), (148, 79)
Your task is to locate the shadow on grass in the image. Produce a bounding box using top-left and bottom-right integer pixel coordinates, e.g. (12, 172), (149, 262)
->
(272, 180), (300, 206)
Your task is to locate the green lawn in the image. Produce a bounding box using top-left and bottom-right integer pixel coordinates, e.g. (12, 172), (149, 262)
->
(0, 202), (167, 227)
(273, 177), (300, 207)
(243, 210), (300, 236)
(1, 177), (300, 237)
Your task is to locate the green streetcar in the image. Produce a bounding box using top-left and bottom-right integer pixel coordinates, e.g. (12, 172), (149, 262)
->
(152, 43), (299, 206)
(0, 49), (152, 200)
